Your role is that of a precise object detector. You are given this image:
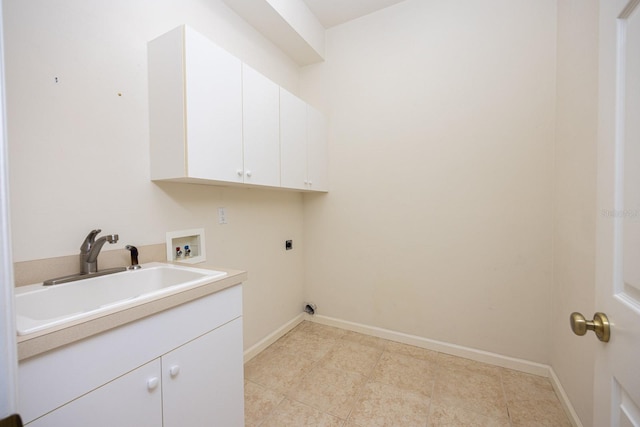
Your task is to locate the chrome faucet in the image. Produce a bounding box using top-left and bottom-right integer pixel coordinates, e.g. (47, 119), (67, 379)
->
(43, 229), (130, 285)
(80, 229), (119, 274)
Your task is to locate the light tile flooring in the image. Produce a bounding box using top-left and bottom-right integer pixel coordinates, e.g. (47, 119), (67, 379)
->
(244, 321), (572, 427)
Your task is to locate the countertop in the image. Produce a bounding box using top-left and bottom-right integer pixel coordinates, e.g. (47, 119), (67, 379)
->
(17, 263), (247, 361)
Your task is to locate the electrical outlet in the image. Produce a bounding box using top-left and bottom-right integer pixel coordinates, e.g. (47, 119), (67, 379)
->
(218, 207), (227, 225)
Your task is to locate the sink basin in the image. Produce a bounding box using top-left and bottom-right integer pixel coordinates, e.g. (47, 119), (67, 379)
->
(15, 262), (227, 335)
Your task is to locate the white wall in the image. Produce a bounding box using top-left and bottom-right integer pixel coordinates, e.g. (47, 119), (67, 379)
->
(301, 0), (558, 363)
(552, 1), (598, 426)
(3, 0), (305, 349)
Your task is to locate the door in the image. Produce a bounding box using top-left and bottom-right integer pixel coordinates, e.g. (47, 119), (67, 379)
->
(307, 105), (329, 192)
(26, 360), (162, 427)
(162, 317), (244, 427)
(184, 26), (243, 183)
(0, 0), (18, 417)
(242, 63), (281, 187)
(280, 88), (308, 190)
(595, 0), (640, 425)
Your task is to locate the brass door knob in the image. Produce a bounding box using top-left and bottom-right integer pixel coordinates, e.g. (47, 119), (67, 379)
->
(570, 312), (610, 342)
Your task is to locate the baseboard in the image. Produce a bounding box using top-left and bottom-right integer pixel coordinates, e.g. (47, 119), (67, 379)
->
(307, 314), (550, 376)
(243, 313), (305, 362)
(548, 367), (584, 427)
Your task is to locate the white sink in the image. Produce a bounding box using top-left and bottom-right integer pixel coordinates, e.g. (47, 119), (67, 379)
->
(15, 262), (227, 335)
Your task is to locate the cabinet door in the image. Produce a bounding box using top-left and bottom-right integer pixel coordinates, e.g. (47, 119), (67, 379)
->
(184, 27), (243, 182)
(280, 88), (308, 190)
(148, 27), (188, 180)
(162, 317), (244, 427)
(307, 105), (328, 191)
(242, 64), (280, 187)
(26, 360), (162, 427)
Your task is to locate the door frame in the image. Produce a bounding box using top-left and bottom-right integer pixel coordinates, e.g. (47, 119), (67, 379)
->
(0, 0), (18, 418)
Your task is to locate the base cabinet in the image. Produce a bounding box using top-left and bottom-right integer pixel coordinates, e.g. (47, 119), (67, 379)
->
(19, 285), (244, 427)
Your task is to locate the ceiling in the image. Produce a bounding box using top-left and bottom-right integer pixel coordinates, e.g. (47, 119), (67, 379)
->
(301, 0), (408, 28)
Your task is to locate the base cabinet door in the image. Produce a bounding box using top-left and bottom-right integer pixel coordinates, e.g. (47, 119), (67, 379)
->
(162, 317), (245, 427)
(26, 360), (162, 427)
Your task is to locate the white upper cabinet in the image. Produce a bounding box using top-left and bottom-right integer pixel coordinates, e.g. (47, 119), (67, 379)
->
(280, 88), (308, 190)
(242, 64), (280, 187)
(149, 25), (243, 183)
(148, 25), (327, 192)
(281, 89), (328, 192)
(307, 105), (329, 191)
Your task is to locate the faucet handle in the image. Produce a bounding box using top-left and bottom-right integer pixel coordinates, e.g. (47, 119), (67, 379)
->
(80, 229), (102, 252)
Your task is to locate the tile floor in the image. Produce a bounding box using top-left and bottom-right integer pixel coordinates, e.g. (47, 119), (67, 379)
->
(244, 321), (572, 427)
